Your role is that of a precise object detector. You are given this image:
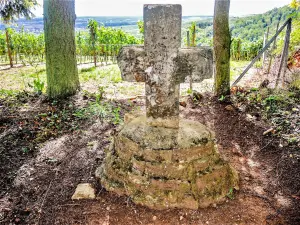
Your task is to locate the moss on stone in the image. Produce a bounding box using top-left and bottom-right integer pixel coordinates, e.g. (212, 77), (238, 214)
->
(97, 117), (239, 210)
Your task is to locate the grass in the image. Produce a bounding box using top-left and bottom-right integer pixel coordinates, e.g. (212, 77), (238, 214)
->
(0, 89), (20, 98)
(0, 64), (123, 94)
(79, 65), (122, 83)
(0, 65), (47, 92)
(290, 72), (300, 89)
(0, 60), (257, 100)
(230, 60), (249, 79)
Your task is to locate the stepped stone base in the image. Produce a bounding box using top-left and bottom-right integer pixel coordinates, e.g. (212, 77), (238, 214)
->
(96, 116), (239, 210)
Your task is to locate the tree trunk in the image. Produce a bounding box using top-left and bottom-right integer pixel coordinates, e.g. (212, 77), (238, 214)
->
(93, 51), (97, 67)
(213, 0), (231, 96)
(191, 24), (196, 47)
(5, 29), (13, 68)
(44, 0), (79, 99)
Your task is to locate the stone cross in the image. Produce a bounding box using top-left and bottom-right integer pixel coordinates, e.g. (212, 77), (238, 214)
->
(118, 4), (213, 128)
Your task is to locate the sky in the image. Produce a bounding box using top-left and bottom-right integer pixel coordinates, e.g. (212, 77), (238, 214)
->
(34, 0), (291, 17)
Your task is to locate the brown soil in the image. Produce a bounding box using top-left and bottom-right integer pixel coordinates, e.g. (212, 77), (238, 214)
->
(0, 93), (299, 225)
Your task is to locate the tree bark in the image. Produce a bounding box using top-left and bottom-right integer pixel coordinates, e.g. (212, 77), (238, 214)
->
(5, 29), (13, 68)
(93, 51), (97, 67)
(187, 31), (190, 47)
(44, 0), (79, 99)
(213, 0), (231, 96)
(191, 24), (196, 47)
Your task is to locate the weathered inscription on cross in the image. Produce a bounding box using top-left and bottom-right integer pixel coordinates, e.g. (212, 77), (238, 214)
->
(117, 4), (213, 128)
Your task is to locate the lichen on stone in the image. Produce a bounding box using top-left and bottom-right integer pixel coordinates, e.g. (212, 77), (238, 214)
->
(97, 116), (239, 210)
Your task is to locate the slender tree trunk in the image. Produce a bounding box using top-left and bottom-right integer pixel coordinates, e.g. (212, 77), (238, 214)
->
(192, 24), (196, 47)
(5, 29), (13, 68)
(44, 0), (79, 99)
(213, 0), (231, 96)
(93, 50), (97, 67)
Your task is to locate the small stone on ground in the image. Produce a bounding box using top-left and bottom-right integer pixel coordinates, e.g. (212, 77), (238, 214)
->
(72, 183), (96, 200)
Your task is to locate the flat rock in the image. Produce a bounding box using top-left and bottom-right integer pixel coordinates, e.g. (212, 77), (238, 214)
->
(121, 116), (214, 150)
(71, 183), (96, 200)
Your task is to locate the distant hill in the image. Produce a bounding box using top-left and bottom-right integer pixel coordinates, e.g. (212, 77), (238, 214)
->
(0, 16), (212, 34)
(0, 17), (142, 32)
(230, 5), (295, 41)
(0, 5), (294, 44)
(194, 5), (296, 44)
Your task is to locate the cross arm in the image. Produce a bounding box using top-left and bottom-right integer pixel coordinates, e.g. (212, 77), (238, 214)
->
(117, 45), (146, 82)
(175, 47), (213, 83)
(117, 46), (213, 83)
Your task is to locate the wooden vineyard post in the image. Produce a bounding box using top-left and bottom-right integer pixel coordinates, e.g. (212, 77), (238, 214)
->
(187, 29), (193, 92)
(232, 18), (291, 87)
(262, 27), (269, 67)
(5, 29), (13, 68)
(93, 46), (97, 67)
(237, 39), (241, 60)
(267, 21), (280, 74)
(191, 23), (196, 47)
(275, 19), (292, 88)
(187, 31), (190, 47)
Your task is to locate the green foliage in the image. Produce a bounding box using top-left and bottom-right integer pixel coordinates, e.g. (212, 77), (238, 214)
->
(0, 22), (141, 65)
(263, 95), (282, 114)
(28, 77), (44, 94)
(234, 88), (300, 145)
(231, 38), (263, 61)
(76, 22), (141, 59)
(188, 22), (197, 47)
(218, 95), (226, 102)
(80, 66), (96, 73)
(230, 6), (295, 41)
(87, 19), (98, 41)
(79, 65), (121, 83)
(272, 2), (300, 56)
(73, 100), (123, 125)
(290, 72), (300, 89)
(96, 86), (105, 101)
(0, 28), (45, 63)
(290, 0), (300, 9)
(137, 20), (144, 39)
(254, 60), (263, 68)
(187, 5), (295, 60)
(112, 107), (121, 125)
(226, 188), (235, 200)
(74, 87), (123, 124)
(87, 102), (109, 118)
(0, 89), (19, 98)
(230, 60), (250, 79)
(87, 19), (98, 61)
(0, 0), (38, 23)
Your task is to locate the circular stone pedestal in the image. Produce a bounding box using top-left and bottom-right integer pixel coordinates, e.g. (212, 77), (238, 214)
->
(96, 116), (239, 210)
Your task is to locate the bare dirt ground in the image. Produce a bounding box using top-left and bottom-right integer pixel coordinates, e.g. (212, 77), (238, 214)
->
(0, 91), (299, 225)
(0, 61), (299, 224)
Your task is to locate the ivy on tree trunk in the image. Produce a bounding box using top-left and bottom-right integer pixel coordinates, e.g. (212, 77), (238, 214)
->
(213, 0), (231, 96)
(44, 0), (79, 99)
